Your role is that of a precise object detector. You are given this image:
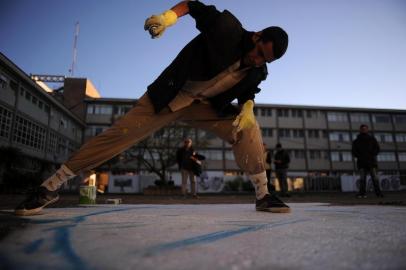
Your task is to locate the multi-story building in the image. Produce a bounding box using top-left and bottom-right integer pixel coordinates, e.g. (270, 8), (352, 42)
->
(0, 53), (86, 181)
(82, 97), (406, 178)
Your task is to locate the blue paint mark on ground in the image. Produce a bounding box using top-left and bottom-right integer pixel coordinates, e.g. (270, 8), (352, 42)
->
(16, 206), (152, 270)
(142, 218), (309, 256)
(23, 238), (44, 254)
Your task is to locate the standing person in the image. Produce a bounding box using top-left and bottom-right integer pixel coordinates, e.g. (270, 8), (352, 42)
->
(273, 143), (290, 197)
(263, 143), (275, 192)
(15, 0), (290, 215)
(352, 124), (383, 198)
(176, 138), (198, 198)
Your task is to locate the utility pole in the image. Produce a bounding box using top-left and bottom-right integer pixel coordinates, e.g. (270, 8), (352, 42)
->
(69, 21), (80, 77)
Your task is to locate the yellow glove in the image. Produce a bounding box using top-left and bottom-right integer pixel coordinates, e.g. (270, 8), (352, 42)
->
(144, 10), (178, 39)
(232, 100), (256, 133)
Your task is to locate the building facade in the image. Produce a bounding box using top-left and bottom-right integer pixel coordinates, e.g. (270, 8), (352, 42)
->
(82, 98), (406, 177)
(0, 53), (85, 182)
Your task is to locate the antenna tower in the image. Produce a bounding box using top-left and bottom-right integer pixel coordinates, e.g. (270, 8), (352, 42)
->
(69, 21), (80, 77)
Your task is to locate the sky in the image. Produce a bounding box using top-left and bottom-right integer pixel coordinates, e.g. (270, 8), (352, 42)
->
(1, 0), (405, 109)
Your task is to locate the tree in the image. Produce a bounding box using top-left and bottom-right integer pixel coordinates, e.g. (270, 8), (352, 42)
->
(124, 124), (209, 185)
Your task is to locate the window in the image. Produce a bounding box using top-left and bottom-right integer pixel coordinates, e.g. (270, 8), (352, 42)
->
(47, 132), (58, 153)
(327, 112), (347, 122)
(0, 74), (8, 89)
(88, 104), (112, 115)
(96, 105), (112, 115)
(20, 88), (24, 96)
(87, 105), (94, 114)
(342, 152), (352, 162)
(38, 101), (43, 109)
(399, 153), (406, 162)
(375, 133), (393, 143)
(261, 108), (272, 117)
(292, 129), (304, 138)
(199, 150), (223, 160)
(306, 110), (317, 118)
(329, 131), (350, 142)
(350, 113), (369, 123)
(9, 80), (18, 91)
(294, 150), (305, 159)
(44, 104), (50, 113)
(261, 128), (273, 137)
(291, 109), (303, 118)
(32, 96), (38, 105)
(377, 152), (396, 162)
(224, 150), (234, 160)
(277, 109), (289, 117)
(86, 125), (109, 137)
(278, 129), (290, 138)
(308, 129), (320, 139)
(394, 115), (406, 124)
(0, 105), (13, 139)
(331, 151), (340, 162)
(25, 91), (31, 101)
(309, 150), (321, 159)
(253, 107), (258, 116)
(13, 115), (46, 151)
(331, 151), (352, 162)
(395, 133), (406, 143)
(373, 114), (391, 124)
(114, 105), (132, 116)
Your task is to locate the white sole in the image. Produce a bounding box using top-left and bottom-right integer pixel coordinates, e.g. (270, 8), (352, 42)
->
(14, 195), (59, 216)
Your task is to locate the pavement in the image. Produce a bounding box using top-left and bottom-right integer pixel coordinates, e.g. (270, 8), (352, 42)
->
(0, 203), (405, 270)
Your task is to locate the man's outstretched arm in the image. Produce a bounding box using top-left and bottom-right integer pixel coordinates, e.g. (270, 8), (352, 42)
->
(144, 1), (190, 39)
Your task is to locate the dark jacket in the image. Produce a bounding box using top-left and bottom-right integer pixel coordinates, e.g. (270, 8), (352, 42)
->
(147, 1), (268, 116)
(352, 133), (380, 169)
(273, 149), (290, 170)
(176, 147), (195, 171)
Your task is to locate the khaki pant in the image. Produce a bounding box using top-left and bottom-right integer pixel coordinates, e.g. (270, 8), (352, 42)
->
(181, 169), (196, 195)
(65, 94), (266, 177)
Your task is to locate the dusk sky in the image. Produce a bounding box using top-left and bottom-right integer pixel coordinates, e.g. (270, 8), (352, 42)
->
(1, 0), (405, 109)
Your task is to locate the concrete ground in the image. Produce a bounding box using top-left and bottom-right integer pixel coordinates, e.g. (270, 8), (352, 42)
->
(0, 203), (405, 270)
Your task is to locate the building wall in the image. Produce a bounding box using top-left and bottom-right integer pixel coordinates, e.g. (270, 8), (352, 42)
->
(0, 54), (85, 171)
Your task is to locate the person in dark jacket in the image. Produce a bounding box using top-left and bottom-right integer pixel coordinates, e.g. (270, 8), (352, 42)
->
(176, 138), (198, 197)
(352, 124), (383, 198)
(273, 143), (290, 197)
(15, 0), (290, 215)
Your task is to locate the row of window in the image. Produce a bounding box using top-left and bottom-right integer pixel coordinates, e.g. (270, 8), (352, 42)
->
(19, 87), (51, 113)
(261, 128), (406, 143)
(0, 104), (79, 155)
(327, 112), (406, 124)
(13, 115), (47, 151)
(330, 131), (406, 143)
(0, 105), (13, 139)
(87, 104), (133, 115)
(253, 107), (406, 124)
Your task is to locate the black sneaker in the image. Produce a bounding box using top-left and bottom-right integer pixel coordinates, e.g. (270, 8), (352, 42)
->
(15, 187), (59, 216)
(255, 193), (291, 213)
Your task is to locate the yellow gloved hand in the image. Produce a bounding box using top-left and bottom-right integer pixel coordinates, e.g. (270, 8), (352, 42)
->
(144, 10), (178, 39)
(232, 100), (256, 133)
